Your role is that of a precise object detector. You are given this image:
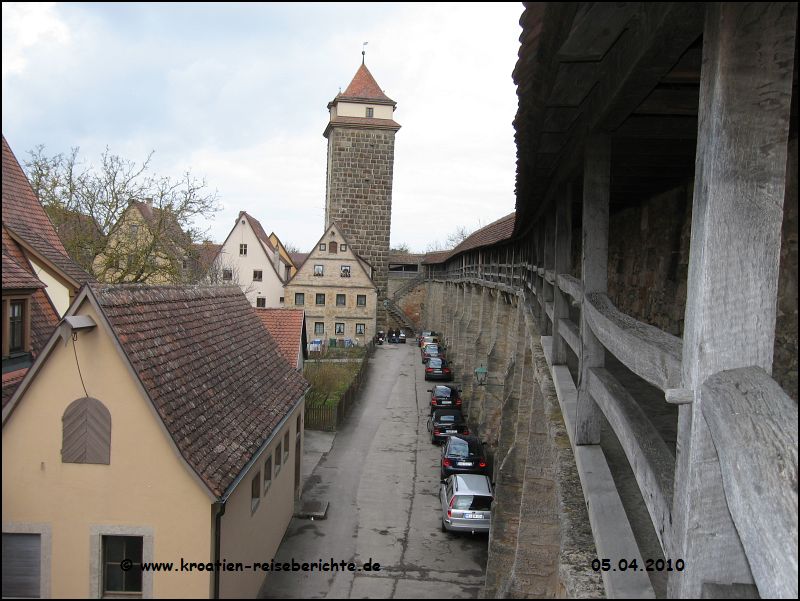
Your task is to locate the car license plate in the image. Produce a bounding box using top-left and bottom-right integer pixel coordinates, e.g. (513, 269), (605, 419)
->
(446, 429), (457, 433)
(463, 512), (483, 519)
(457, 461), (472, 467)
(441, 400), (451, 405)
(434, 370), (442, 373)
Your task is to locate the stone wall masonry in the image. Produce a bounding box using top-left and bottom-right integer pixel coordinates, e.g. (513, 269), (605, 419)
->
(325, 127), (396, 302)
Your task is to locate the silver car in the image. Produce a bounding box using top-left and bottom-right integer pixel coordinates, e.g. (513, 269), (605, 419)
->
(439, 474), (493, 534)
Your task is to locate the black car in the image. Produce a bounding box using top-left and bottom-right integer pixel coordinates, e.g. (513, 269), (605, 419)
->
(429, 409), (469, 444)
(424, 357), (453, 381)
(440, 435), (488, 480)
(428, 385), (462, 414)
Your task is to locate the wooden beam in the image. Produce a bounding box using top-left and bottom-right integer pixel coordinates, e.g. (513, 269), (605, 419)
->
(557, 3), (636, 62)
(583, 292), (683, 391)
(670, 3), (798, 597)
(552, 188), (573, 364)
(702, 367), (798, 599)
(576, 134), (609, 445)
(633, 86), (700, 116)
(589, 367), (675, 558)
(558, 317), (580, 357)
(556, 273), (582, 303)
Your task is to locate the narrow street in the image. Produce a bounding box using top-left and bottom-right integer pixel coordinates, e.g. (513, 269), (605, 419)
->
(259, 343), (488, 599)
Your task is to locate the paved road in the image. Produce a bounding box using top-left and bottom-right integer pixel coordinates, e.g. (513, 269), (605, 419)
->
(259, 343), (488, 599)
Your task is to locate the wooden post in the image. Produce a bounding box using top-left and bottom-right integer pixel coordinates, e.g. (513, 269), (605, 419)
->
(576, 135), (610, 445)
(670, 3), (797, 597)
(536, 222), (546, 326)
(552, 186), (574, 364)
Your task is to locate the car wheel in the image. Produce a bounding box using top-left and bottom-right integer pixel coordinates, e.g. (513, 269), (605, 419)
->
(441, 519), (447, 533)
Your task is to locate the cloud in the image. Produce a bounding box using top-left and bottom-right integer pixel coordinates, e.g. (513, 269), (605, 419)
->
(2, 2), (70, 78)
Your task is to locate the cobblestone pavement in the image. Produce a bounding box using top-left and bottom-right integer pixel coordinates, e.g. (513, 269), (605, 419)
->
(259, 343), (488, 599)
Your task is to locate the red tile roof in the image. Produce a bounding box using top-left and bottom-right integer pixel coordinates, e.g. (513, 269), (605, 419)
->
(451, 212), (516, 255)
(91, 284), (308, 498)
(421, 250), (454, 265)
(2, 368), (28, 408)
(2, 136), (69, 255)
(254, 308), (305, 367)
(240, 212), (275, 252)
(340, 64), (395, 104)
(2, 248), (45, 289)
(289, 252), (308, 269)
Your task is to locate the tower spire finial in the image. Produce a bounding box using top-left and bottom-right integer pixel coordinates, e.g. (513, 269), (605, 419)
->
(362, 41), (368, 65)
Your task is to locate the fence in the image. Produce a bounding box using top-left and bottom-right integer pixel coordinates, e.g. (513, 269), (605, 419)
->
(304, 342), (373, 431)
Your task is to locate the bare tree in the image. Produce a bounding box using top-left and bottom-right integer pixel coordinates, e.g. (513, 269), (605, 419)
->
(25, 145), (219, 283)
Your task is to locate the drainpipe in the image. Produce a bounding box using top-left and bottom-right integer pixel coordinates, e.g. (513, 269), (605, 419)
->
(212, 501), (226, 599)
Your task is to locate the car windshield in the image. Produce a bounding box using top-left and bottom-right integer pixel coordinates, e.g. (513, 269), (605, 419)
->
(453, 495), (492, 511)
(433, 386), (453, 398)
(428, 358), (443, 368)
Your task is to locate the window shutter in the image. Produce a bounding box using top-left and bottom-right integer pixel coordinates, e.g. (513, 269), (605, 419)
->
(2, 533), (41, 598)
(62, 397), (112, 464)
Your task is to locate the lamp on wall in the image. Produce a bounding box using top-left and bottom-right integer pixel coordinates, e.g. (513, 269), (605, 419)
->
(474, 364), (488, 386)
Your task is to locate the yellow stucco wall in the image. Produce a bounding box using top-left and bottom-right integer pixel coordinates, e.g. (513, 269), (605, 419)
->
(218, 401), (304, 599)
(332, 101), (394, 120)
(28, 257), (72, 316)
(2, 300), (213, 598)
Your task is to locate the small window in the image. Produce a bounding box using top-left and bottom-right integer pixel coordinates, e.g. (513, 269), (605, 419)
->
(357, 294), (366, 307)
(340, 265), (351, 278)
(336, 294), (346, 307)
(335, 322), (345, 335)
(240, 244), (247, 256)
(340, 244), (347, 252)
(356, 323), (365, 335)
(366, 107), (374, 118)
(314, 322), (325, 334)
(329, 241), (338, 253)
(251, 472), (261, 513)
(279, 296), (285, 304)
(264, 456), (273, 493)
(253, 270), (263, 281)
(319, 243), (326, 252)
(103, 536), (142, 595)
(275, 441), (282, 473)
(295, 293), (305, 306)
(222, 268), (232, 281)
(256, 297), (266, 308)
(9, 300), (25, 353)
(314, 264), (324, 277)
(316, 293), (325, 305)
(284, 432), (290, 461)
(129, 224), (139, 237)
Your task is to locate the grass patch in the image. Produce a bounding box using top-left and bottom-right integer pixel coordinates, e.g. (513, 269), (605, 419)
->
(303, 360), (362, 407)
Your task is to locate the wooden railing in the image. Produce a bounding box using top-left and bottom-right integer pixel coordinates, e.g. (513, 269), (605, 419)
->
(429, 255), (797, 597)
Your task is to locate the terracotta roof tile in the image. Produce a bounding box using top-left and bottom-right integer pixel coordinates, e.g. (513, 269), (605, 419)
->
(240, 212), (275, 252)
(422, 250), (455, 265)
(91, 284), (309, 498)
(340, 64), (395, 104)
(2, 368), (28, 409)
(5, 224), (94, 285)
(254, 308), (305, 367)
(2, 135), (68, 254)
(450, 212), (516, 255)
(2, 248), (45, 289)
(289, 252), (308, 269)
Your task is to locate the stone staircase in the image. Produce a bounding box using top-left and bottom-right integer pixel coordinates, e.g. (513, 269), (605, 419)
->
(384, 297), (417, 334)
(391, 274), (425, 301)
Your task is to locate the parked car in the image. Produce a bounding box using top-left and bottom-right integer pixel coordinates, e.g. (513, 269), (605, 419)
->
(418, 330), (434, 346)
(428, 384), (462, 414)
(420, 335), (440, 348)
(429, 408), (469, 444)
(425, 357), (453, 381)
(440, 474), (493, 534)
(399, 330), (407, 343)
(440, 434), (488, 480)
(421, 343), (443, 364)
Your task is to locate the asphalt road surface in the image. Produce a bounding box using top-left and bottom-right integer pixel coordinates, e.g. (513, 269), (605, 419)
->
(258, 343), (488, 599)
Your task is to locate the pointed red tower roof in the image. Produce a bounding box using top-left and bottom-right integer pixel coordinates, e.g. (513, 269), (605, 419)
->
(337, 63), (395, 105)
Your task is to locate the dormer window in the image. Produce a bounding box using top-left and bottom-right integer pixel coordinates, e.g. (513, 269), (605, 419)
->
(3, 297), (31, 359)
(366, 107), (374, 118)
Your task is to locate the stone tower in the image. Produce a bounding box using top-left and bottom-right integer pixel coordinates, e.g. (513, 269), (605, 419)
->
(323, 61), (400, 304)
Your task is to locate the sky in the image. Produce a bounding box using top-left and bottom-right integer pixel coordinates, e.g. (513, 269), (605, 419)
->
(2, 2), (523, 254)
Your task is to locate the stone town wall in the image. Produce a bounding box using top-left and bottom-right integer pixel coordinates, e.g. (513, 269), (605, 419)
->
(325, 126), (395, 303)
(423, 281), (603, 598)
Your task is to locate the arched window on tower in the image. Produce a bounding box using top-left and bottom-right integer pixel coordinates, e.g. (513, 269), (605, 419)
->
(61, 397), (112, 464)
